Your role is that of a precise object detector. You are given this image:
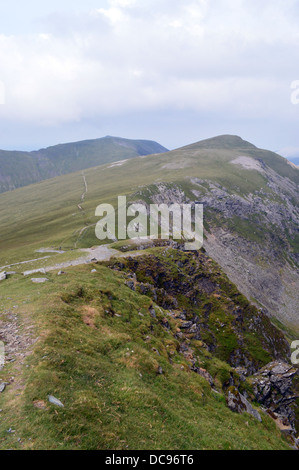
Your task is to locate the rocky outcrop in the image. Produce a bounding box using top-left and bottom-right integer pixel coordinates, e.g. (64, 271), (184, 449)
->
(193, 367), (214, 387)
(252, 362), (298, 431)
(111, 247), (298, 439)
(113, 249), (290, 371)
(132, 161), (299, 328)
(226, 386), (262, 422)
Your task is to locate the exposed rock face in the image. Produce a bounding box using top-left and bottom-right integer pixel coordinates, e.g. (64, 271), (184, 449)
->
(226, 386), (262, 422)
(193, 367), (214, 387)
(114, 249), (290, 372)
(112, 247), (299, 438)
(194, 169), (298, 326)
(204, 228), (298, 330)
(252, 362), (298, 431)
(132, 160), (299, 328)
(191, 170), (298, 327)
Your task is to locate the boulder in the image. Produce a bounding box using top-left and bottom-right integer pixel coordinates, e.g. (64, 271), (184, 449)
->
(252, 361), (298, 430)
(180, 321), (193, 329)
(126, 280), (135, 291)
(48, 395), (64, 408)
(0, 382), (8, 393)
(149, 306), (156, 318)
(24, 268), (46, 276)
(0, 272), (7, 281)
(31, 278), (49, 284)
(195, 367), (214, 387)
(226, 386), (262, 422)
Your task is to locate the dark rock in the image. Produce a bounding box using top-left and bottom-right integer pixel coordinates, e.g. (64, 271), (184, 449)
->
(176, 312), (187, 321)
(149, 306), (156, 318)
(181, 321), (193, 329)
(152, 348), (160, 356)
(161, 318), (170, 330)
(126, 281), (135, 291)
(0, 382), (7, 393)
(139, 283), (149, 295)
(194, 368), (214, 387)
(252, 361), (298, 431)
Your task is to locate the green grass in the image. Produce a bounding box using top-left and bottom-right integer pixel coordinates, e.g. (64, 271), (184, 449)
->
(0, 136), (168, 193)
(0, 134), (297, 267)
(0, 135), (297, 450)
(0, 259), (291, 450)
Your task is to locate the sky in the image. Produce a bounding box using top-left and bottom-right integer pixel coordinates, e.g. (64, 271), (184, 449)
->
(0, 0), (299, 159)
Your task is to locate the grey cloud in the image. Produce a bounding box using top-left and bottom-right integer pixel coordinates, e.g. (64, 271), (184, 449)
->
(0, 0), (298, 150)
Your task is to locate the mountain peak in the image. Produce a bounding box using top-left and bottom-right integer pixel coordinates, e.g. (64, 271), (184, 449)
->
(180, 135), (258, 151)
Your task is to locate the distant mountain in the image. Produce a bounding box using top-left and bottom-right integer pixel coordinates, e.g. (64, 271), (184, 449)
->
(0, 136), (168, 193)
(0, 133), (298, 449)
(180, 134), (258, 151)
(0, 134), (298, 329)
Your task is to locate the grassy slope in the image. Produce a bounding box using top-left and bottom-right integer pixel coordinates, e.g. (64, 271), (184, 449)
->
(0, 136), (168, 193)
(0, 251), (290, 450)
(0, 131), (297, 449)
(0, 135), (297, 267)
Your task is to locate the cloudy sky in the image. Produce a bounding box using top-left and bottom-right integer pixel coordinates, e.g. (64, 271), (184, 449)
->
(0, 0), (299, 158)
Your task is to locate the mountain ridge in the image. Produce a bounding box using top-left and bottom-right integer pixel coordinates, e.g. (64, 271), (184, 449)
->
(0, 133), (298, 449)
(178, 134), (258, 151)
(0, 134), (298, 328)
(0, 136), (168, 194)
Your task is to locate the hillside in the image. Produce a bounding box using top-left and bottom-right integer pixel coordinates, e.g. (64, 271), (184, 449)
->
(0, 244), (297, 450)
(180, 134), (258, 151)
(0, 134), (297, 329)
(0, 134), (298, 449)
(0, 136), (168, 193)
